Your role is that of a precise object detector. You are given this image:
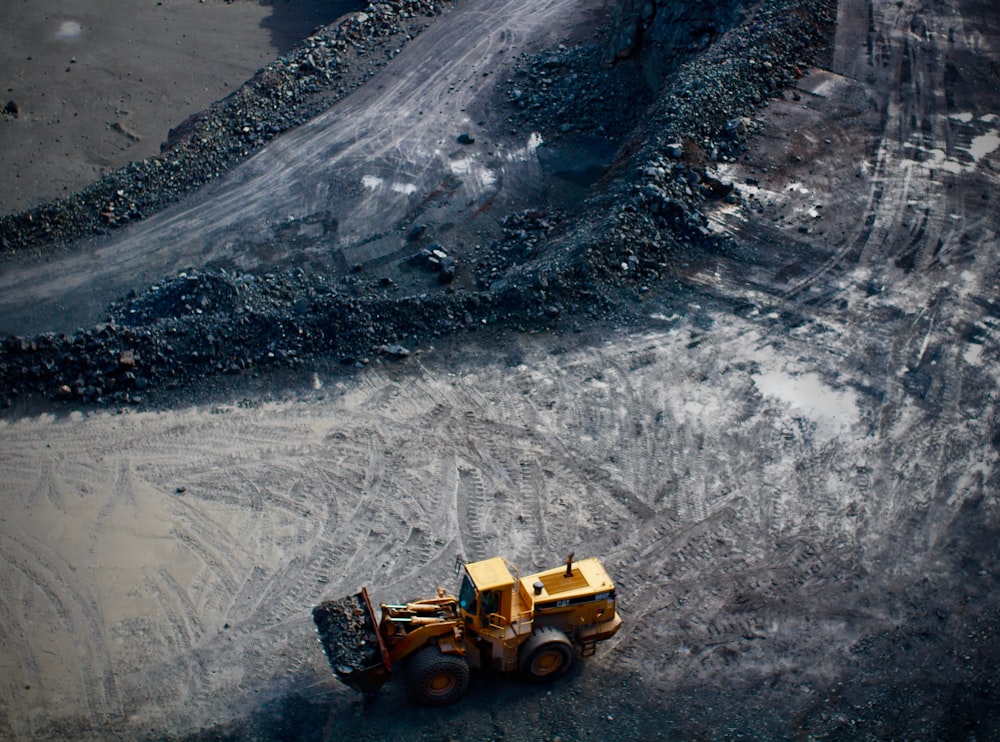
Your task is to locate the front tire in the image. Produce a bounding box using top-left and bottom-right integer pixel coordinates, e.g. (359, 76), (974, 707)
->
(405, 646), (471, 706)
(518, 626), (575, 681)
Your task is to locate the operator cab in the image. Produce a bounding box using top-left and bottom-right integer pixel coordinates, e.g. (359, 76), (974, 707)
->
(458, 557), (515, 629)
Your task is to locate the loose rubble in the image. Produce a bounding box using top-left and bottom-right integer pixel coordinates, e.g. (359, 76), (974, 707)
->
(0, 265), (605, 408)
(504, 42), (652, 141)
(473, 209), (564, 288)
(410, 244), (459, 283)
(313, 594), (382, 675)
(573, 0), (836, 284)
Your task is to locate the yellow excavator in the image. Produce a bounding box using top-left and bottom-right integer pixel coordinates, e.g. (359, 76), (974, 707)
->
(312, 553), (621, 705)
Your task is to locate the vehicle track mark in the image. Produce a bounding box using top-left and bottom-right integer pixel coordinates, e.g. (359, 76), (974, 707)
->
(1, 532), (122, 725)
(145, 569), (199, 652)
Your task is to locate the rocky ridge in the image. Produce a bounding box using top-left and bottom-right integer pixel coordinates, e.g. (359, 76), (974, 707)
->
(0, 0), (837, 412)
(546, 0), (836, 285)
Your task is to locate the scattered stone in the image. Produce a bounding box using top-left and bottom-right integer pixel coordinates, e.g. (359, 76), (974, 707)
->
(410, 248), (433, 266)
(505, 41), (653, 142)
(724, 117), (749, 139)
(427, 247), (449, 271)
(378, 344), (411, 358)
(702, 172), (735, 198)
(438, 257), (457, 283)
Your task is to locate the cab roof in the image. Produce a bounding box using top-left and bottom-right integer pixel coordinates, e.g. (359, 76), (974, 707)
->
(464, 557), (514, 591)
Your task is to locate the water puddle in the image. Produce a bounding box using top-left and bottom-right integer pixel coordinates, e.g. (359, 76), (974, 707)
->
(751, 369), (858, 441)
(55, 21), (82, 41)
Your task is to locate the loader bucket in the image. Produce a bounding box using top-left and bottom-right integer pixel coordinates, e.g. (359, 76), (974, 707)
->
(313, 587), (391, 693)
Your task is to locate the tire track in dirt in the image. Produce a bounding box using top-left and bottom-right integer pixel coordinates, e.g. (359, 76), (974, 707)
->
(711, 0), (978, 314)
(695, 0), (998, 616)
(0, 553), (45, 739)
(0, 532), (121, 731)
(1, 297), (998, 736)
(0, 598), (35, 739)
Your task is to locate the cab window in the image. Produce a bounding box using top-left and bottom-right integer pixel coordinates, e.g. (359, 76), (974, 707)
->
(480, 590), (499, 617)
(458, 573), (477, 612)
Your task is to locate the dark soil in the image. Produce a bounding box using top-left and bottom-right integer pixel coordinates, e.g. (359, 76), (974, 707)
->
(0, 0), (450, 257)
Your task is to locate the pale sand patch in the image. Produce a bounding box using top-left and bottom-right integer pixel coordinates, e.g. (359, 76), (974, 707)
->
(0, 0), (358, 215)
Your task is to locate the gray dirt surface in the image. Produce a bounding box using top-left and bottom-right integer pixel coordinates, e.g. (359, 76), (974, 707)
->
(0, 0), (448, 255)
(0, 0), (999, 739)
(0, 0), (367, 215)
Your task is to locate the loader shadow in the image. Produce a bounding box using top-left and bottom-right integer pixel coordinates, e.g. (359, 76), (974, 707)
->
(182, 665), (601, 741)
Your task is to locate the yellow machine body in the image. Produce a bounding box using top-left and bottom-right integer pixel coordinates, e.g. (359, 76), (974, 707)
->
(457, 555), (621, 672)
(313, 554), (621, 704)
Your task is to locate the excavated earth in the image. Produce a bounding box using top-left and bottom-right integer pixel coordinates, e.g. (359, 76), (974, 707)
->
(312, 594), (382, 674)
(1, 0), (999, 739)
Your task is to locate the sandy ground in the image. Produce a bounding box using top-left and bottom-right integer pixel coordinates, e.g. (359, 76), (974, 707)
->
(1, 0), (999, 738)
(0, 0), (361, 215)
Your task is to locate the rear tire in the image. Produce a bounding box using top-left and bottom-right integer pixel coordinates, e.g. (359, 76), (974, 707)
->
(405, 645), (470, 706)
(518, 626), (574, 682)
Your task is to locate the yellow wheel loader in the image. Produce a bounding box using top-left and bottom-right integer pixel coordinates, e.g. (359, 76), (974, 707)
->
(312, 553), (621, 706)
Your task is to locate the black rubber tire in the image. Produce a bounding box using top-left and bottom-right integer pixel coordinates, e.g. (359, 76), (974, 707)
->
(518, 626), (575, 682)
(405, 645), (471, 706)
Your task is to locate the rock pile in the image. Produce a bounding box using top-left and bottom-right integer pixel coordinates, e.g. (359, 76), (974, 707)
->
(474, 210), (563, 288)
(312, 593), (383, 676)
(505, 42), (652, 141)
(409, 244), (459, 283)
(0, 0), (453, 254)
(0, 265), (587, 407)
(578, 0), (836, 284)
(0, 0), (836, 412)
